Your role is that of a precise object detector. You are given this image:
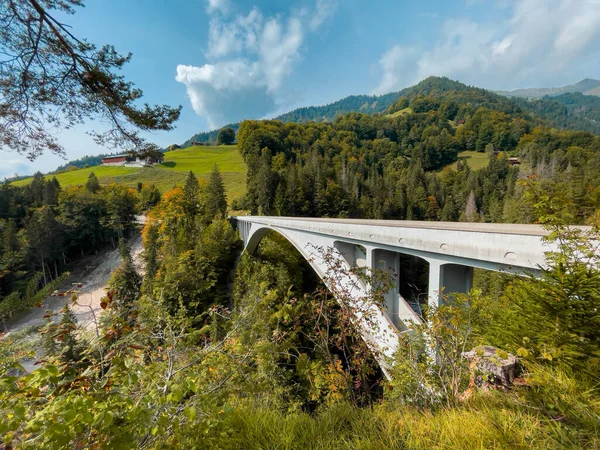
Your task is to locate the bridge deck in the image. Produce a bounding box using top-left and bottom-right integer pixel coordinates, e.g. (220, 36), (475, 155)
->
(237, 216), (552, 236)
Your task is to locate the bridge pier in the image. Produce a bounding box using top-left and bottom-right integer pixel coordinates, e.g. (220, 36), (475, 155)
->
(427, 260), (473, 308)
(368, 248), (423, 329)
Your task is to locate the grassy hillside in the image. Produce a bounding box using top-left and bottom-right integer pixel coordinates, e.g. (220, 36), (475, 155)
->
(386, 107), (413, 118)
(13, 145), (247, 201)
(446, 151), (489, 171)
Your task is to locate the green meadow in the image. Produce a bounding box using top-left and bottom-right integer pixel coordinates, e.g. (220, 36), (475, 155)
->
(13, 145), (248, 202)
(447, 150), (490, 171)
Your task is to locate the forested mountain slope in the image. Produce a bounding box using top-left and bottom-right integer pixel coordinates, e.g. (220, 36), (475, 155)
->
(178, 77), (600, 148)
(513, 92), (600, 135)
(176, 91), (405, 146)
(496, 78), (600, 98)
(274, 90), (403, 123)
(236, 83), (600, 224)
(48, 77), (600, 172)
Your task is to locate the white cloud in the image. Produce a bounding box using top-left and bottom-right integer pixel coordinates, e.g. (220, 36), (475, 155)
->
(206, 8), (262, 59)
(259, 17), (303, 92)
(206, 0), (231, 14)
(0, 157), (33, 179)
(310, 0), (337, 31)
(176, 60), (276, 128)
(373, 0), (600, 94)
(178, 0), (333, 127)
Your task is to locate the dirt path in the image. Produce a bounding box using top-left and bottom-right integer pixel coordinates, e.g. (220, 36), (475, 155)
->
(4, 236), (144, 334)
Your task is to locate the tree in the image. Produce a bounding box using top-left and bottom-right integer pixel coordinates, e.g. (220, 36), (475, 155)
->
(85, 172), (101, 193)
(182, 171), (201, 218)
(28, 172), (45, 207)
(255, 148), (273, 215)
(216, 127), (236, 145)
(108, 239), (142, 317)
(101, 184), (139, 239)
(42, 305), (84, 366)
(43, 176), (60, 205)
(58, 185), (106, 253)
(204, 165), (227, 219)
(139, 184), (161, 209)
(0, 0), (181, 160)
(2, 219), (19, 253)
(26, 206), (62, 284)
(464, 190), (478, 222)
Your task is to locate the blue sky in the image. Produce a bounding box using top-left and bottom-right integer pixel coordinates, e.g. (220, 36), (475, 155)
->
(3, 0), (600, 178)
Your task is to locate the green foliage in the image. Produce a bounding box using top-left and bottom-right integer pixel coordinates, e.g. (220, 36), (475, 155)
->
(85, 171), (101, 193)
(100, 184), (139, 238)
(216, 126), (236, 145)
(41, 305), (85, 367)
(3, 186), (600, 448)
(513, 92), (600, 135)
(204, 165), (227, 219)
(108, 240), (142, 316)
(468, 183), (600, 378)
(389, 296), (472, 408)
(182, 171), (202, 218)
(0, 273), (69, 321)
(139, 183), (161, 210)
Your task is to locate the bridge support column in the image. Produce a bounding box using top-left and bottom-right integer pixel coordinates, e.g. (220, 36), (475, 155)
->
(368, 249), (422, 328)
(371, 249), (399, 324)
(428, 261), (473, 308)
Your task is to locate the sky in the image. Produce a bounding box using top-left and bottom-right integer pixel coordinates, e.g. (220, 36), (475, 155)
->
(2, 0), (600, 179)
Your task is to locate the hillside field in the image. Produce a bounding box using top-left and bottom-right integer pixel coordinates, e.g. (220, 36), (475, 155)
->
(13, 146), (247, 201)
(447, 151), (489, 171)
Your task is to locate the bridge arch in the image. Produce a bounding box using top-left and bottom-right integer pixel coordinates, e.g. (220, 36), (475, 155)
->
(239, 220), (401, 365)
(244, 224), (329, 282)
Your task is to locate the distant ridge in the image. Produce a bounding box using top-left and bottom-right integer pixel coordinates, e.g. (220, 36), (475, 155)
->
(496, 78), (600, 99)
(274, 91), (403, 123)
(179, 91), (405, 147)
(179, 76), (600, 149)
(40, 76), (600, 175)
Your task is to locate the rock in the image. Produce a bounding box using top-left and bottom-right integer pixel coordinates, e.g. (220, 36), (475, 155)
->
(462, 345), (517, 388)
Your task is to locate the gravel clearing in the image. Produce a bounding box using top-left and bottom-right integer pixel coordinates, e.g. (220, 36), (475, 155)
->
(3, 235), (144, 334)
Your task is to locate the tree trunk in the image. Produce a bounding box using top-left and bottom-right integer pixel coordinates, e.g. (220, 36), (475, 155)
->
(40, 251), (47, 285)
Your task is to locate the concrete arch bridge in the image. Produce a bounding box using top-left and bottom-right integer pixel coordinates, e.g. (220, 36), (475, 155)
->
(234, 216), (558, 363)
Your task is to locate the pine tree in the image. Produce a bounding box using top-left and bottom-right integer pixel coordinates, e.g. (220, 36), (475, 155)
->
(182, 171), (201, 218)
(204, 165), (227, 220)
(26, 207), (62, 284)
(108, 239), (142, 318)
(256, 149), (273, 215)
(141, 223), (159, 294)
(29, 171), (45, 206)
(85, 172), (101, 194)
(42, 305), (84, 366)
(43, 178), (60, 205)
(2, 219), (19, 253)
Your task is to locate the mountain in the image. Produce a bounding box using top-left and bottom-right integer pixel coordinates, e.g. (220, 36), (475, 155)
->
(274, 91), (403, 123)
(180, 123), (240, 148)
(496, 78), (600, 99)
(178, 91), (405, 146)
(177, 76), (600, 151)
(512, 92), (600, 134)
